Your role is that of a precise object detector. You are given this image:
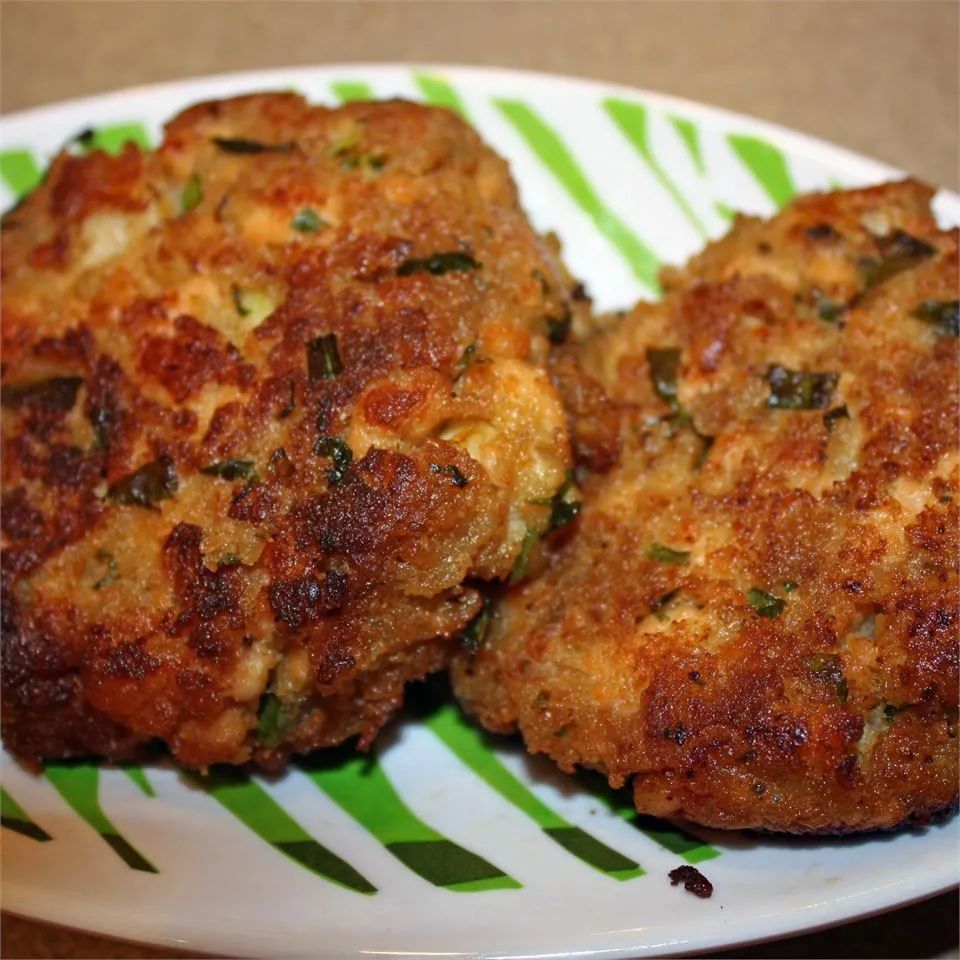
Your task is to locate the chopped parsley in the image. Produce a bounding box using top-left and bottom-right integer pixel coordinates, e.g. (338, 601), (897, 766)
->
(307, 334), (344, 380)
(107, 456), (178, 508)
(647, 543), (690, 565)
(315, 436), (352, 485)
(747, 587), (785, 619)
(291, 207), (326, 233)
(397, 251), (481, 276)
(201, 459), (255, 481)
(766, 364), (838, 410)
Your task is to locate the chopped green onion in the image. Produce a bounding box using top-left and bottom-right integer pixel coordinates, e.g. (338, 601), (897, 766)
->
(291, 207), (326, 233)
(430, 463), (469, 488)
(646, 347), (682, 410)
(213, 137), (295, 154)
(201, 459), (255, 481)
(218, 554), (241, 568)
(509, 527), (538, 584)
(107, 456), (178, 508)
(647, 543), (690, 565)
(652, 588), (680, 621)
(766, 364), (838, 410)
(307, 334), (343, 380)
(531, 471), (582, 534)
(783, 581), (798, 593)
(912, 299), (959, 337)
(455, 341), (478, 379)
(397, 251), (481, 276)
(747, 587), (785, 619)
(461, 598), (492, 654)
(817, 298), (845, 323)
(257, 693), (295, 749)
(862, 230), (937, 288)
(315, 436), (352, 485)
(181, 173), (203, 213)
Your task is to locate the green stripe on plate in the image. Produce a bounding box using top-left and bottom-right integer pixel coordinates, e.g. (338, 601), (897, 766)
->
(121, 766), (155, 797)
(196, 768), (376, 894)
(45, 764), (157, 871)
(331, 81), (375, 103)
(414, 74), (469, 118)
(714, 199), (736, 222)
(577, 771), (720, 864)
(89, 122), (151, 154)
(303, 753), (518, 891)
(604, 99), (707, 237)
(494, 98), (662, 296)
(0, 149), (42, 197)
(1, 787), (52, 842)
(428, 705), (643, 880)
(727, 133), (797, 208)
(669, 115), (706, 175)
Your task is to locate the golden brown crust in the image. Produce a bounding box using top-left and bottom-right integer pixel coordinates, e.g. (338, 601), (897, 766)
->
(454, 180), (959, 833)
(1, 94), (582, 769)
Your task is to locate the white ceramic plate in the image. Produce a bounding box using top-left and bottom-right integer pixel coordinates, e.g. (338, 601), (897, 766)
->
(1, 64), (957, 960)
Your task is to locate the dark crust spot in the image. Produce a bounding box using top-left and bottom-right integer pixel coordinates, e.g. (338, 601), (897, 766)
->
(268, 571), (349, 628)
(669, 865), (713, 898)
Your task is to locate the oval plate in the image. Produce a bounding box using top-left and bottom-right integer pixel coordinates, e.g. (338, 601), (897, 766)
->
(1, 64), (957, 959)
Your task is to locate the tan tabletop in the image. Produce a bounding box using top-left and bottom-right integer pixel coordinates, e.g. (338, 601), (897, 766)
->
(1, 1), (958, 958)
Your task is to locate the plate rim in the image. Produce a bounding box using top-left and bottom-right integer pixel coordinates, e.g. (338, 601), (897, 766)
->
(1, 61), (957, 960)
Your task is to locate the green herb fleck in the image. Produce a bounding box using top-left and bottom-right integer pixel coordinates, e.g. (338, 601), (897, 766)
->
(107, 456), (178, 508)
(291, 207), (326, 234)
(257, 693), (296, 749)
(510, 527), (538, 584)
(766, 364), (838, 410)
(652, 588), (680, 621)
(461, 598), (492, 654)
(201, 459), (255, 481)
(181, 173), (203, 213)
(430, 463), (469, 488)
(315, 436), (352, 485)
(219, 554), (241, 568)
(397, 251), (481, 277)
(213, 137), (295, 154)
(647, 543), (690, 565)
(883, 704), (900, 722)
(783, 581), (798, 593)
(531, 471), (581, 534)
(455, 341), (478, 379)
(646, 347), (682, 411)
(817, 299), (845, 323)
(912, 299), (959, 337)
(92, 550), (119, 589)
(307, 334), (343, 380)
(1, 376), (83, 410)
(747, 587), (785, 619)
(862, 230), (937, 288)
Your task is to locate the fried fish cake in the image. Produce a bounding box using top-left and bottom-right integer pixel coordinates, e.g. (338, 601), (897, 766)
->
(1, 94), (583, 770)
(454, 180), (959, 833)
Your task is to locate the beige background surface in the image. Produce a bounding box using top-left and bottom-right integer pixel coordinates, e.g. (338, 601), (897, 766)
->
(1, 1), (958, 958)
